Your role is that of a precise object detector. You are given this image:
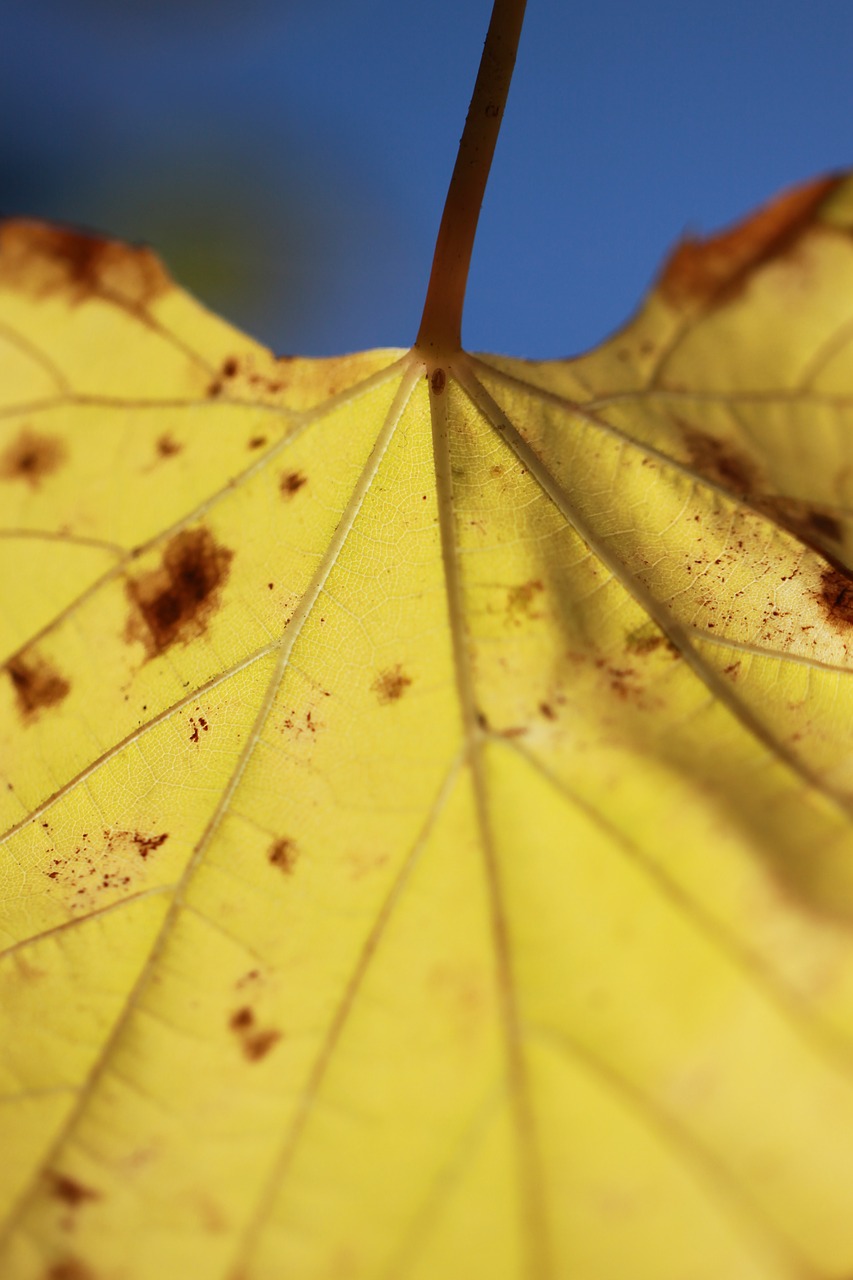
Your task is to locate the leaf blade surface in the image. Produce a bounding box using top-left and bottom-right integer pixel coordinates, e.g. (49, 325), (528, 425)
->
(2, 179), (853, 1278)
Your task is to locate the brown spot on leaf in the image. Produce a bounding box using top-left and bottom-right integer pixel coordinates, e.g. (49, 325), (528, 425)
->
(625, 625), (679, 658)
(236, 969), (262, 989)
(280, 706), (320, 736)
(507, 579), (545, 620)
(7, 652), (70, 721)
(280, 471), (307, 498)
(125, 526), (234, 658)
(659, 174), (842, 309)
(0, 219), (170, 308)
(819, 567), (853, 627)
(230, 1007), (254, 1031)
(269, 837), (298, 873)
(47, 1173), (100, 1209)
(248, 435), (267, 450)
(243, 1029), (281, 1061)
(627, 633), (664, 656)
(372, 664), (412, 704)
(44, 1261), (96, 1280)
(574, 652), (663, 711)
(757, 495), (845, 555)
(0, 427), (66, 487)
(188, 714), (209, 744)
(602, 664), (640, 700)
(211, 350), (294, 400)
(243, 1029), (281, 1060)
(229, 1007), (282, 1062)
(430, 368), (446, 395)
(132, 832), (168, 859)
(156, 434), (181, 459)
(41, 824), (162, 906)
(807, 511), (843, 543)
(43, 827), (159, 909)
(680, 423), (760, 496)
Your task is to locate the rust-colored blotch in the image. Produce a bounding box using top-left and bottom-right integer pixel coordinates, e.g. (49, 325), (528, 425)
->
(280, 471), (307, 499)
(820, 566), (853, 627)
(269, 837), (298, 873)
(0, 427), (66, 488)
(679, 421), (761, 497)
(47, 1172), (101, 1209)
(228, 1007), (282, 1062)
(155, 434), (182, 459)
(372, 664), (412, 704)
(125, 527), (234, 659)
(44, 1260), (96, 1280)
(7, 652), (70, 722)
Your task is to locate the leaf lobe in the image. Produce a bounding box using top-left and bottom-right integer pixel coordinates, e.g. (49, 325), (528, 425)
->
(659, 173), (843, 308)
(0, 220), (169, 308)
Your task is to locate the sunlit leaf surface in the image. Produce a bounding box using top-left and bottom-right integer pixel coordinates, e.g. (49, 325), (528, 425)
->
(3, 175), (853, 1279)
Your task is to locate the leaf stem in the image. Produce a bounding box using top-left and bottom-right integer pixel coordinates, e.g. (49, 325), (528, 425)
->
(415, 0), (527, 359)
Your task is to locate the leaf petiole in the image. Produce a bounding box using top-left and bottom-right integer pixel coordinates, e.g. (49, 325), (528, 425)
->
(415, 0), (527, 362)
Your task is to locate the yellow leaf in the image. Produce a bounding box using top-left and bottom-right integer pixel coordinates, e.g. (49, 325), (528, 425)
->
(5, 10), (853, 1279)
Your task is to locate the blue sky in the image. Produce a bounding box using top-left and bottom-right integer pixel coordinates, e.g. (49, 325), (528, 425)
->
(2, 0), (852, 359)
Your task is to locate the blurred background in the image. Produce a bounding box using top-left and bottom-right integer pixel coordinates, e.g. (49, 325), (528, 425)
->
(1, 0), (852, 360)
